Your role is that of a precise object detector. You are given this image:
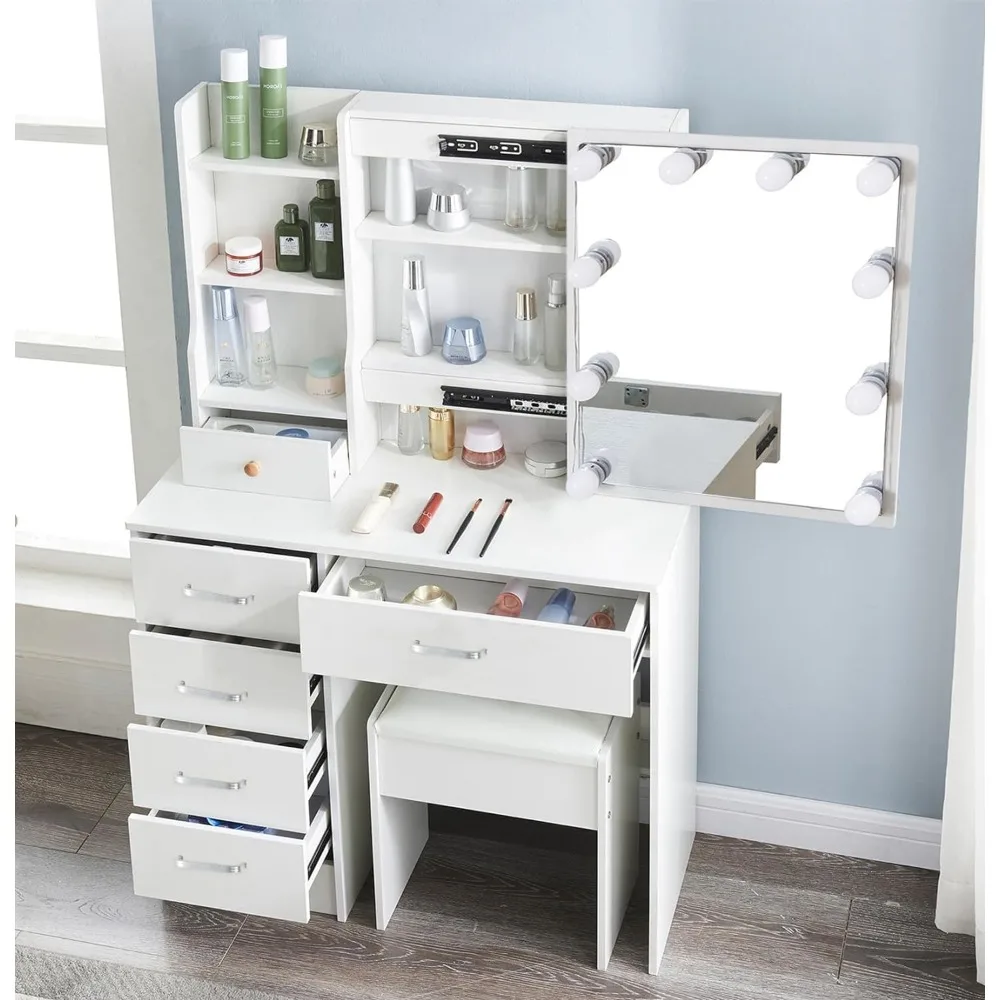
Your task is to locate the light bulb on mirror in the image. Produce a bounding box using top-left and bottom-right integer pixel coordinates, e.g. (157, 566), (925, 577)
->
(659, 147), (712, 185)
(566, 457), (612, 500)
(756, 152), (810, 192)
(568, 144), (620, 182)
(845, 363), (889, 415)
(568, 239), (621, 288)
(568, 352), (620, 401)
(852, 248), (895, 299)
(844, 472), (884, 526)
(856, 156), (900, 197)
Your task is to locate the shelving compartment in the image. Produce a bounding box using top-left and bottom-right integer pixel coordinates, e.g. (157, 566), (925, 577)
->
(300, 557), (647, 716)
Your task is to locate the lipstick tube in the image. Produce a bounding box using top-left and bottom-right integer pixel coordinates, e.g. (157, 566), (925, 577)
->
(412, 492), (443, 534)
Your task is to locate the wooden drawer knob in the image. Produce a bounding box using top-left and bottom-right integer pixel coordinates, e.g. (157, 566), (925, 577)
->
(244, 460), (261, 478)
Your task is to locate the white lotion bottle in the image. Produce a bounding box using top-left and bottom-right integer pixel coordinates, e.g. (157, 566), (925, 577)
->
(400, 256), (432, 357)
(385, 158), (416, 226)
(243, 295), (277, 389)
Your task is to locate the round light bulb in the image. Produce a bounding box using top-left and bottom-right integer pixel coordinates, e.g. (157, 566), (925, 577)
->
(568, 368), (603, 401)
(845, 379), (886, 415)
(568, 255), (602, 288)
(659, 150), (698, 185)
(856, 158), (898, 197)
(844, 490), (882, 526)
(852, 261), (892, 299)
(568, 147), (604, 182)
(756, 155), (795, 192)
(566, 465), (602, 500)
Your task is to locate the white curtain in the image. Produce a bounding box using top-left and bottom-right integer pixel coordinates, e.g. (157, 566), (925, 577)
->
(934, 49), (987, 984)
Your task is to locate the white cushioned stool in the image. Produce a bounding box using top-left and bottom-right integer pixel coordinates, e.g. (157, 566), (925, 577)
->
(367, 685), (640, 970)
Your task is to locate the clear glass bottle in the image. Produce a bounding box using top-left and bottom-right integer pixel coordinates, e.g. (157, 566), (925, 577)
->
(512, 288), (541, 366)
(504, 166), (537, 231)
(397, 404), (424, 456)
(243, 295), (277, 389)
(211, 286), (247, 385)
(543, 273), (567, 372)
(545, 169), (566, 234)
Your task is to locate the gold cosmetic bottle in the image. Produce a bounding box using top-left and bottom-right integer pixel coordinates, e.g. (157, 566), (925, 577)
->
(428, 407), (455, 460)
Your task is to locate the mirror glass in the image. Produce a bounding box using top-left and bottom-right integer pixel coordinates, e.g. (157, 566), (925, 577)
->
(574, 141), (904, 515)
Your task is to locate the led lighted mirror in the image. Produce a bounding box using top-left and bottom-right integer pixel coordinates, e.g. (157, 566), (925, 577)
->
(567, 130), (917, 525)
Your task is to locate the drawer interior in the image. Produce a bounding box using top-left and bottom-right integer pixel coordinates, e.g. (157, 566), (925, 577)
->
(199, 720), (328, 786)
(322, 559), (644, 635)
(202, 415), (347, 451)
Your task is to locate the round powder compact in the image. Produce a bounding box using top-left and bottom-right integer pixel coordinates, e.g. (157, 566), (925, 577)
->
(305, 356), (345, 397)
(524, 440), (567, 479)
(276, 427), (310, 438)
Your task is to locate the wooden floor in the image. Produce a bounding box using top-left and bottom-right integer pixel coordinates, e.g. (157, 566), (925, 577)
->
(15, 724), (982, 1000)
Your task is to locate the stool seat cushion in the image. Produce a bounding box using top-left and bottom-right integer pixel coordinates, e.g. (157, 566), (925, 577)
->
(375, 687), (613, 766)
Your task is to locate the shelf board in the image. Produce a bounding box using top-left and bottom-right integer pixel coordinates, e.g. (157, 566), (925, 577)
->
(197, 256), (345, 297)
(361, 341), (566, 407)
(199, 365), (348, 420)
(357, 211), (566, 255)
(190, 146), (339, 180)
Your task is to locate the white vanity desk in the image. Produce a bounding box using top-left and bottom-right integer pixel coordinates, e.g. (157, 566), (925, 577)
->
(126, 447), (698, 976)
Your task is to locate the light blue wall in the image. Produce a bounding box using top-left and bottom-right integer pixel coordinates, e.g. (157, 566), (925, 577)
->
(151, 0), (983, 818)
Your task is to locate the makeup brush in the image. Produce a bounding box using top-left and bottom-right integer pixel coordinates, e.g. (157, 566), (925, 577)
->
(478, 498), (513, 558)
(445, 498), (482, 554)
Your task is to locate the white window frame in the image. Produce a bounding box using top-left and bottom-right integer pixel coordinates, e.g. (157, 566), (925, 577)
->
(14, 0), (180, 581)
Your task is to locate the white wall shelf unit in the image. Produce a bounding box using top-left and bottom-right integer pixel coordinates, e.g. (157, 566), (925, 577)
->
(130, 85), (697, 977)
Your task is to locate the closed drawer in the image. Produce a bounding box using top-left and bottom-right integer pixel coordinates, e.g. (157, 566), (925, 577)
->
(128, 720), (326, 834)
(300, 559), (648, 716)
(131, 537), (313, 643)
(180, 417), (349, 502)
(129, 801), (331, 923)
(130, 628), (320, 740)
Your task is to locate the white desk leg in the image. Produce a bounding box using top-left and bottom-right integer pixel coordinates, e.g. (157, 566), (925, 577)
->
(648, 506), (700, 975)
(596, 682), (641, 971)
(368, 686), (429, 930)
(324, 676), (384, 920)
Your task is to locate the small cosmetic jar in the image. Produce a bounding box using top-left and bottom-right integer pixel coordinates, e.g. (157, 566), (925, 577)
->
(299, 123), (336, 167)
(402, 584), (458, 610)
(224, 236), (263, 277)
(347, 574), (388, 601)
(462, 420), (506, 470)
(524, 440), (567, 479)
(442, 316), (487, 365)
(223, 423), (255, 433)
(305, 355), (345, 396)
(426, 183), (471, 232)
(276, 427), (310, 438)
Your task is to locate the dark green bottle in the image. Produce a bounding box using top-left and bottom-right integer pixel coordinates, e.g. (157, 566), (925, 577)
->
(309, 179), (344, 280)
(274, 204), (309, 272)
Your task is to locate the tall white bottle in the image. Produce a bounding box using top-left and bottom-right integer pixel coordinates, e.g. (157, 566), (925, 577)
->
(385, 158), (416, 226)
(400, 256), (432, 357)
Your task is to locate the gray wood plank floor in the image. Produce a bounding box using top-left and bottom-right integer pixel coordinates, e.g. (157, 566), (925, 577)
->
(14, 723), (983, 1000)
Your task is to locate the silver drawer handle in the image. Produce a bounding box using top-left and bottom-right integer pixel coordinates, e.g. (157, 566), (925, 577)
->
(177, 682), (246, 703)
(175, 771), (247, 791)
(176, 856), (246, 875)
(183, 585), (254, 606)
(410, 640), (487, 661)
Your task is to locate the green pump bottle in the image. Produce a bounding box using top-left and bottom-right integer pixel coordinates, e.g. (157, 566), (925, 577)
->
(309, 179), (344, 280)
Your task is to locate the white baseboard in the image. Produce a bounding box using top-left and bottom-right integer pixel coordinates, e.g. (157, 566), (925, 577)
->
(639, 775), (941, 871)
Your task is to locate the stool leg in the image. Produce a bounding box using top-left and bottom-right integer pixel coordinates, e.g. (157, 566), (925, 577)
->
(368, 689), (429, 930)
(596, 713), (641, 971)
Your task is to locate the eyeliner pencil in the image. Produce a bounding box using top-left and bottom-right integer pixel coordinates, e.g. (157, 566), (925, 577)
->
(478, 498), (513, 558)
(445, 498), (482, 554)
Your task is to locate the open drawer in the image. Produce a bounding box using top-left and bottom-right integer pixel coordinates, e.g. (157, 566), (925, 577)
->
(179, 416), (349, 502)
(300, 559), (648, 717)
(129, 798), (332, 923)
(127, 719), (326, 834)
(130, 628), (320, 740)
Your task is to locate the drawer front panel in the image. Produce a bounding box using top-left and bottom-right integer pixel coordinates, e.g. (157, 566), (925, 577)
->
(131, 537), (313, 642)
(179, 425), (348, 502)
(130, 630), (316, 740)
(127, 723), (324, 833)
(129, 807), (330, 923)
(300, 587), (641, 716)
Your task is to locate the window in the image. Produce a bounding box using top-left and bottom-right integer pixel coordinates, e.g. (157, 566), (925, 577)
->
(14, 0), (179, 570)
